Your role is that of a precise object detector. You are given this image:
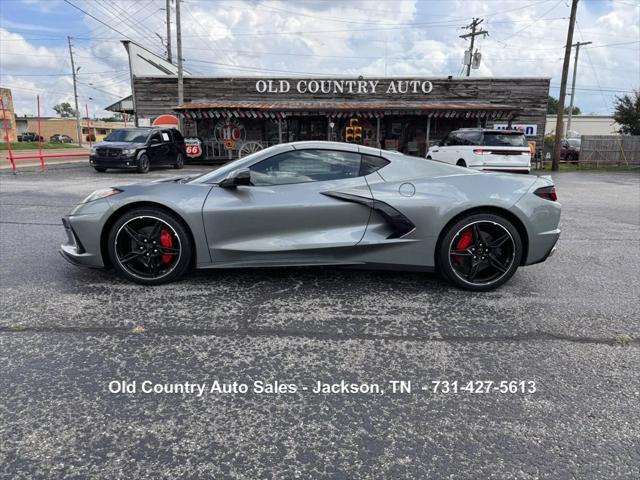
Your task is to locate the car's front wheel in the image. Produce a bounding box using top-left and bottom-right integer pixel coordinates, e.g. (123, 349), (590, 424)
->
(137, 154), (150, 174)
(107, 208), (193, 285)
(437, 213), (522, 291)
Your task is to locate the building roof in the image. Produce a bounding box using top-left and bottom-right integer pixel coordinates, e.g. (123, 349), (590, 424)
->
(175, 100), (519, 120)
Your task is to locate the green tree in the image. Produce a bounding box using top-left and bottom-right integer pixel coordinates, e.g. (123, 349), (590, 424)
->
(613, 90), (640, 135)
(53, 102), (77, 118)
(547, 95), (581, 115)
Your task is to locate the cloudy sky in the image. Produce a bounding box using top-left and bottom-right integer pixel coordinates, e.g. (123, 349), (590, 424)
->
(1, 0), (638, 118)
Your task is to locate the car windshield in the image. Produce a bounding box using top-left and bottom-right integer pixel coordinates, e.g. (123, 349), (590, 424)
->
(104, 129), (149, 143)
(483, 132), (528, 147)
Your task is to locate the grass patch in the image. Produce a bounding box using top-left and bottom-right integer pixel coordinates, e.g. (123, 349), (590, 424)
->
(0, 141), (79, 151)
(615, 333), (634, 345)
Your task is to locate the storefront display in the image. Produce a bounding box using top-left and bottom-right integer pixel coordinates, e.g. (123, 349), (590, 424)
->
(130, 76), (550, 163)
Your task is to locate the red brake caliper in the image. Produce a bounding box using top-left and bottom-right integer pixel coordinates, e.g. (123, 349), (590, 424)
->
(453, 228), (473, 263)
(159, 229), (173, 264)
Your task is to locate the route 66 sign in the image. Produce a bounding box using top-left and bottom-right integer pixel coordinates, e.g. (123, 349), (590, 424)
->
(184, 138), (202, 158)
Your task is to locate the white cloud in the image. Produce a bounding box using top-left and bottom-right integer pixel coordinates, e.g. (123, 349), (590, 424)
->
(1, 0), (638, 115)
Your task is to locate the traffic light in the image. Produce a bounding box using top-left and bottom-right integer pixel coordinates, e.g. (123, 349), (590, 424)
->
(345, 126), (354, 142)
(354, 126), (362, 143)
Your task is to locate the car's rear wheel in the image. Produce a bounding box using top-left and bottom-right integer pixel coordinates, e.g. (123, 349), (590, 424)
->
(457, 159), (467, 167)
(107, 208), (193, 285)
(94, 167), (107, 173)
(137, 154), (150, 174)
(174, 153), (184, 169)
(437, 213), (522, 291)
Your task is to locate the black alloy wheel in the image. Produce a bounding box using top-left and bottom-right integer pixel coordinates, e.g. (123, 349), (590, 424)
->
(107, 208), (192, 285)
(438, 213), (522, 291)
(174, 153), (185, 169)
(137, 154), (150, 174)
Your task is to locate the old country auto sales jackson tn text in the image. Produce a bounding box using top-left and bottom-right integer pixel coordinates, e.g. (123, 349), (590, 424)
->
(255, 79), (434, 95)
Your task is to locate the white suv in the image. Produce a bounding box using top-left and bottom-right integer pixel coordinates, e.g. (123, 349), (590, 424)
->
(426, 129), (532, 173)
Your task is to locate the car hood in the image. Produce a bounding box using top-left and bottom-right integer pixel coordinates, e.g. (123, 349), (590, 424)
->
(94, 141), (146, 149)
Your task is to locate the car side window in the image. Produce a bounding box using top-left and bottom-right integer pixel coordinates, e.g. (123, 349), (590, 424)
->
(149, 133), (162, 144)
(360, 155), (389, 176)
(172, 130), (184, 143)
(447, 134), (460, 146)
(250, 149), (362, 186)
(460, 132), (481, 145)
(161, 132), (171, 142)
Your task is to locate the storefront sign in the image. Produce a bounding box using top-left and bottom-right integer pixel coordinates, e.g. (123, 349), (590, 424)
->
(494, 123), (538, 136)
(215, 120), (245, 143)
(184, 138), (202, 158)
(255, 79), (433, 95)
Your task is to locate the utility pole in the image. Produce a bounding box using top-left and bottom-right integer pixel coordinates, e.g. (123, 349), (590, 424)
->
(566, 40), (591, 134)
(552, 0), (579, 171)
(67, 36), (82, 146)
(166, 0), (172, 63)
(176, 0), (183, 130)
(460, 18), (488, 77)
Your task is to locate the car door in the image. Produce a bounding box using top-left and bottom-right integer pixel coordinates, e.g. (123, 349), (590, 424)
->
(161, 130), (177, 164)
(201, 148), (374, 266)
(147, 132), (170, 165)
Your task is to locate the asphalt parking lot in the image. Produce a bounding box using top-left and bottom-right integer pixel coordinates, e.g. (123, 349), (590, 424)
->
(1, 164), (639, 479)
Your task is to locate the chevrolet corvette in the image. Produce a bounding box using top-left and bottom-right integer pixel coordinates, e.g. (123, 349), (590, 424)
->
(61, 141), (560, 291)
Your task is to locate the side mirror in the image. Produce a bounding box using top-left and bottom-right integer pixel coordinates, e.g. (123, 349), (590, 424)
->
(219, 168), (252, 188)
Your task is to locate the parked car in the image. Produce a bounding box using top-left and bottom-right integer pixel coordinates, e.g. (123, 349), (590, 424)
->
(62, 141), (561, 291)
(49, 134), (74, 143)
(560, 138), (580, 162)
(89, 127), (186, 173)
(17, 132), (44, 142)
(426, 128), (531, 173)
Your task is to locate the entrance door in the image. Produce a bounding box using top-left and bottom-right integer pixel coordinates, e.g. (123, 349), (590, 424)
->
(202, 148), (373, 266)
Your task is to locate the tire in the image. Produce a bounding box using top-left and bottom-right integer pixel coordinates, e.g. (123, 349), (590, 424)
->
(456, 159), (467, 168)
(107, 207), (193, 285)
(437, 213), (523, 291)
(426, 156), (432, 160)
(137, 154), (150, 174)
(94, 167), (107, 173)
(174, 153), (185, 169)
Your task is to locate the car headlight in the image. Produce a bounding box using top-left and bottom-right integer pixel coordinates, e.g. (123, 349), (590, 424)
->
(90, 146), (97, 154)
(123, 148), (136, 155)
(82, 188), (122, 203)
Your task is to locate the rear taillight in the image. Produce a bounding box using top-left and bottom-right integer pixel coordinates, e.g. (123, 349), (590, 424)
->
(534, 186), (558, 201)
(473, 148), (487, 154)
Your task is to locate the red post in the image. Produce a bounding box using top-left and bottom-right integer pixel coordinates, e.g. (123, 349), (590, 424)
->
(37, 95), (44, 171)
(0, 95), (16, 174)
(85, 104), (92, 149)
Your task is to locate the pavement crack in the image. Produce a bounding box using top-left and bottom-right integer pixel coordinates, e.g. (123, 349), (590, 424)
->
(0, 326), (636, 346)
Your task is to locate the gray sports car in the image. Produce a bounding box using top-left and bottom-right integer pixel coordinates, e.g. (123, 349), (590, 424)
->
(61, 141), (560, 291)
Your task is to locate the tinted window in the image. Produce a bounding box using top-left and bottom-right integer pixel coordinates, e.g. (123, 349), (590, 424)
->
(172, 130), (184, 143)
(104, 128), (149, 143)
(360, 155), (390, 176)
(446, 133), (461, 146)
(149, 133), (162, 144)
(250, 149), (361, 185)
(459, 131), (482, 145)
(482, 132), (528, 147)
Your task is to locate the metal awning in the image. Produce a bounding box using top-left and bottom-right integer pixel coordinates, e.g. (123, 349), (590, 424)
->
(174, 100), (519, 120)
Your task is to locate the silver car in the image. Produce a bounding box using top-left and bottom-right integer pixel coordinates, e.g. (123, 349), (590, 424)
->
(60, 141), (560, 291)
